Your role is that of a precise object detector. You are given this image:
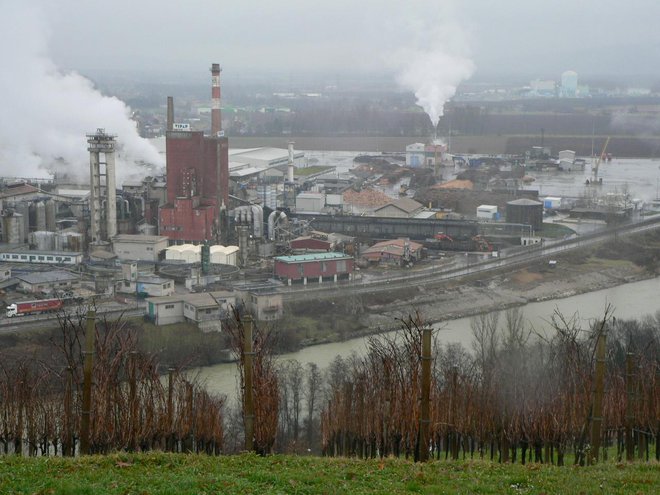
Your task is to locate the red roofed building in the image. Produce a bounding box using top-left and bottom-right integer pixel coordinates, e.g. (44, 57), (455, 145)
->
(361, 238), (424, 265)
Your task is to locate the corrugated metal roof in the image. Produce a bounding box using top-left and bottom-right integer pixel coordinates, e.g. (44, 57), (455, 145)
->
(375, 197), (423, 214)
(274, 252), (351, 263)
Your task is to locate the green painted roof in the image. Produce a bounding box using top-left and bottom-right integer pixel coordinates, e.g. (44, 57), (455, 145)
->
(274, 252), (351, 263)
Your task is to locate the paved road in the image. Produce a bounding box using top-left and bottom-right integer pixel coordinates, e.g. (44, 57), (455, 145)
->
(0, 306), (145, 335)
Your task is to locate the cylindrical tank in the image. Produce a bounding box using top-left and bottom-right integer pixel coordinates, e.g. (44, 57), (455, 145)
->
(16, 202), (29, 242)
(45, 200), (56, 231)
(138, 223), (157, 236)
(57, 231), (83, 252)
(31, 231), (55, 251)
(505, 199), (543, 231)
(2, 212), (24, 244)
(36, 202), (47, 231)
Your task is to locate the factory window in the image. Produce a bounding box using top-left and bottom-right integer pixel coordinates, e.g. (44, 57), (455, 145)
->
(321, 262), (327, 273)
(124, 281), (130, 287)
(162, 284), (168, 289)
(298, 264), (304, 276)
(205, 309), (212, 314)
(12, 255), (18, 259)
(63, 257), (71, 262)
(336, 260), (346, 272)
(55, 257), (62, 262)
(165, 304), (174, 309)
(38, 256), (44, 261)
(20, 255), (27, 260)
(47, 256), (53, 261)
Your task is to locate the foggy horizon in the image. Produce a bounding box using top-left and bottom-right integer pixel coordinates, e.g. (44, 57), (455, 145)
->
(27, 0), (660, 82)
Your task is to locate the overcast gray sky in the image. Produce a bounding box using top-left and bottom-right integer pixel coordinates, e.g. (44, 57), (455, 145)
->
(20, 0), (660, 80)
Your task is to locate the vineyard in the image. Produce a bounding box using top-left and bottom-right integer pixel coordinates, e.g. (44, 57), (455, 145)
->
(0, 304), (658, 468)
(320, 309), (659, 465)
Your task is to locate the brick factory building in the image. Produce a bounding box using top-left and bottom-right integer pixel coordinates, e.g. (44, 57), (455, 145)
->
(159, 64), (229, 243)
(274, 252), (354, 285)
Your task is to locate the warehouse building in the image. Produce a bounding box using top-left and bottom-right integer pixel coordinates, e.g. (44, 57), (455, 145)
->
(112, 234), (169, 262)
(145, 290), (235, 329)
(274, 252), (354, 285)
(361, 239), (424, 265)
(15, 270), (79, 294)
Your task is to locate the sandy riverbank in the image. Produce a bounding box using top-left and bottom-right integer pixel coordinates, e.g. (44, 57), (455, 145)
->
(360, 260), (650, 332)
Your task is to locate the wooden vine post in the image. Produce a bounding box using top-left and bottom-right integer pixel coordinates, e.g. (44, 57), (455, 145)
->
(418, 325), (432, 462)
(243, 315), (255, 452)
(588, 330), (607, 465)
(79, 309), (96, 455)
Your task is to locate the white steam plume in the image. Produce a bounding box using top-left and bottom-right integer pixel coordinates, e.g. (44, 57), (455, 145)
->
(0, 4), (163, 181)
(394, 16), (475, 129)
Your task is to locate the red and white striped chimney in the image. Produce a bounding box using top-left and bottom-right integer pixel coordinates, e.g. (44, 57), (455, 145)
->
(211, 63), (222, 136)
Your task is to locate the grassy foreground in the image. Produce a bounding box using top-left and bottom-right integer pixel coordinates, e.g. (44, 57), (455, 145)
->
(0, 453), (658, 495)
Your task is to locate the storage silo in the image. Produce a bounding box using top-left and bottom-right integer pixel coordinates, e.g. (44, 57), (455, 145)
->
(505, 198), (543, 232)
(16, 203), (30, 242)
(1, 212), (24, 244)
(45, 199), (56, 231)
(36, 201), (47, 231)
(31, 231), (56, 251)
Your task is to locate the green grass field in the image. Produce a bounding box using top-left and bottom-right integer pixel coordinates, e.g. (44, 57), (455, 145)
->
(0, 453), (657, 495)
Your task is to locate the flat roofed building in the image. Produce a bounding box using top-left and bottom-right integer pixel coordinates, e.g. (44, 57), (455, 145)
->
(274, 252), (354, 285)
(112, 234), (169, 262)
(15, 270), (79, 293)
(145, 291), (235, 327)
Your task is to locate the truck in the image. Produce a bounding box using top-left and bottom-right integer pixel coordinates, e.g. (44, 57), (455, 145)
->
(6, 298), (63, 318)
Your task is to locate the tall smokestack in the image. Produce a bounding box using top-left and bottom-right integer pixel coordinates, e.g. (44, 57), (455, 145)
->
(211, 63), (222, 136)
(287, 141), (295, 183)
(167, 96), (174, 131)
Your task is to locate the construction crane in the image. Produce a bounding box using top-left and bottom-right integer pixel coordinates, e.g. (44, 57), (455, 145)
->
(591, 136), (611, 182)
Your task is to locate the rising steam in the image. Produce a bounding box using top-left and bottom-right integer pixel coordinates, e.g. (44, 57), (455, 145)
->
(394, 18), (475, 129)
(0, 4), (163, 181)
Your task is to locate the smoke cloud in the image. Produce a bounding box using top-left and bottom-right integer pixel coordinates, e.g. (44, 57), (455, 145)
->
(0, 4), (163, 182)
(393, 15), (475, 129)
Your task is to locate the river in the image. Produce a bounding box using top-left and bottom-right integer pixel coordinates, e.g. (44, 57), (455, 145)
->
(196, 275), (660, 400)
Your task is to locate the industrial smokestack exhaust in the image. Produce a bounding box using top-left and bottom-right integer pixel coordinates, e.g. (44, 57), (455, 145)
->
(211, 63), (222, 136)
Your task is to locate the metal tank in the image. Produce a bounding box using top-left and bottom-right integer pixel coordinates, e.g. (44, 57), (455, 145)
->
(31, 231), (55, 251)
(45, 199), (56, 231)
(1, 212), (24, 244)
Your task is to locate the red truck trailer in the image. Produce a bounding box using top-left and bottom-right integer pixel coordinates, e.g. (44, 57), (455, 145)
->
(6, 298), (63, 317)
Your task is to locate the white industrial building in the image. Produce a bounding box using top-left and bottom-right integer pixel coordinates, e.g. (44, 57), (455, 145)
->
(229, 147), (304, 169)
(210, 245), (239, 265)
(165, 244), (201, 263)
(296, 192), (326, 212)
(145, 291), (236, 329)
(406, 143), (426, 167)
(477, 205), (498, 220)
(112, 234), (169, 262)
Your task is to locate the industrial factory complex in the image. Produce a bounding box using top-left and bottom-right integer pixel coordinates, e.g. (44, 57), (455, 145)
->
(0, 64), (641, 330)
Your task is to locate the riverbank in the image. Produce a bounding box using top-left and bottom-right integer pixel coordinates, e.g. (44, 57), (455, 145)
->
(284, 228), (660, 347)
